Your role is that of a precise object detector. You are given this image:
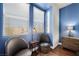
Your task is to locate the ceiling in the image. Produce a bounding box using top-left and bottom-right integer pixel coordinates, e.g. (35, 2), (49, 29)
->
(54, 3), (71, 9)
(49, 3), (71, 9)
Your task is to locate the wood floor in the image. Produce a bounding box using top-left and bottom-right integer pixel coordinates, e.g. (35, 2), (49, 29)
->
(36, 46), (76, 56)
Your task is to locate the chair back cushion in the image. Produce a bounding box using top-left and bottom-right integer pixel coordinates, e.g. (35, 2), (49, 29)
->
(39, 34), (50, 43)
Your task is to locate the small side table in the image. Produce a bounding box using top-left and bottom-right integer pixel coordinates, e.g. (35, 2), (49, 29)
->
(30, 41), (39, 56)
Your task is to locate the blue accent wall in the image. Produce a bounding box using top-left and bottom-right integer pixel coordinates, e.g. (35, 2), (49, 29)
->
(0, 3), (3, 36)
(0, 3), (4, 55)
(59, 3), (79, 42)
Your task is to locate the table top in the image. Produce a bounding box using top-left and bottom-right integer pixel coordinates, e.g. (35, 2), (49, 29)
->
(31, 41), (39, 44)
(62, 36), (79, 40)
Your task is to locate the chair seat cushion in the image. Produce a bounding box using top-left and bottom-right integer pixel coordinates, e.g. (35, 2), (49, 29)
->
(40, 43), (49, 46)
(16, 49), (32, 56)
(40, 43), (50, 54)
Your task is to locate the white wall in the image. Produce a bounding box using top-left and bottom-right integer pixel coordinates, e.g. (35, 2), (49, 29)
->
(51, 4), (59, 49)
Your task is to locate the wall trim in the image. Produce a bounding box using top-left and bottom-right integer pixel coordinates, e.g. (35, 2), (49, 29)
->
(50, 46), (54, 49)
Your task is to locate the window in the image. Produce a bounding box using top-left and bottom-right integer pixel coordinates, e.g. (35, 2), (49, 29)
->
(33, 7), (44, 33)
(3, 3), (29, 36)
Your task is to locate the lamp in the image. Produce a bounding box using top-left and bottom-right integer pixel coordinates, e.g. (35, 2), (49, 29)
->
(67, 26), (74, 37)
(33, 27), (37, 33)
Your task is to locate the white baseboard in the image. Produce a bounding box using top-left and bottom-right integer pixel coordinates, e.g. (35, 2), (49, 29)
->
(50, 43), (62, 49)
(50, 45), (58, 49)
(50, 46), (54, 49)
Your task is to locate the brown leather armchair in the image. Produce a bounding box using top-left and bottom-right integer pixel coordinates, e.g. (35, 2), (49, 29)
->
(5, 37), (32, 56)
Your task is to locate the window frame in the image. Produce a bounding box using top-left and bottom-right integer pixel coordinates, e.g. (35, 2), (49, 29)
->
(30, 3), (47, 33)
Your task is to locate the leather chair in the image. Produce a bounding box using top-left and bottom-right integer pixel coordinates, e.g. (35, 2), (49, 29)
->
(5, 37), (32, 56)
(39, 34), (51, 53)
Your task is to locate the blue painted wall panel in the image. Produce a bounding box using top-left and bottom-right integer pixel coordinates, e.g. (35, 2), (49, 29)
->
(0, 3), (3, 36)
(0, 3), (4, 55)
(59, 3), (79, 42)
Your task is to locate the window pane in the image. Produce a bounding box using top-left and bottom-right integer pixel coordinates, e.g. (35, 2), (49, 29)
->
(33, 7), (44, 33)
(3, 3), (29, 36)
